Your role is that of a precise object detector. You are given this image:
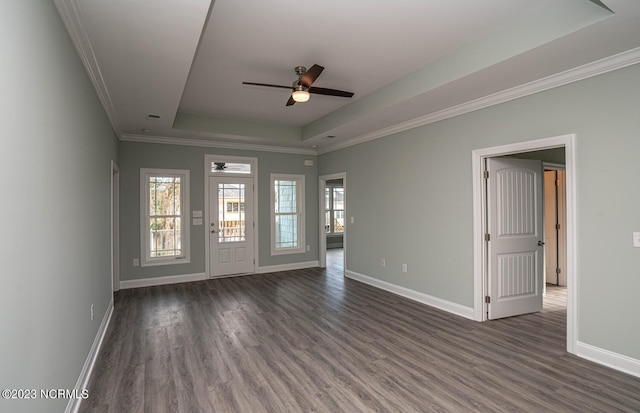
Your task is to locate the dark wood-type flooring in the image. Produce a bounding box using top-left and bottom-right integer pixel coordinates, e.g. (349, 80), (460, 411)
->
(80, 250), (640, 412)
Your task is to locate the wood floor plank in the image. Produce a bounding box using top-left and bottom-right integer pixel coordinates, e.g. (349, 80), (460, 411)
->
(80, 250), (640, 412)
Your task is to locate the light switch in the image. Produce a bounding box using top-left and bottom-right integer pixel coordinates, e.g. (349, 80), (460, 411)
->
(193, 218), (203, 226)
(633, 232), (640, 248)
(193, 210), (203, 218)
(350, 216), (354, 224)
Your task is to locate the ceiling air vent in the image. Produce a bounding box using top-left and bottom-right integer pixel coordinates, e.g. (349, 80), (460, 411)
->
(322, 135), (336, 140)
(146, 113), (161, 121)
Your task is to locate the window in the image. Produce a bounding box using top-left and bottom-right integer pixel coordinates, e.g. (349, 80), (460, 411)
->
(271, 174), (305, 255)
(325, 186), (344, 234)
(140, 169), (190, 266)
(211, 161), (251, 174)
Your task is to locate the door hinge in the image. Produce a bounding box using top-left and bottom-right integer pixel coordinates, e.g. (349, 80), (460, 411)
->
(485, 233), (491, 242)
(556, 268), (562, 274)
(485, 295), (491, 304)
(483, 170), (489, 179)
(556, 223), (561, 230)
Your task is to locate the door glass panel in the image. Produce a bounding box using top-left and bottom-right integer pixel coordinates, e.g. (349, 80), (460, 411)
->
(218, 183), (246, 243)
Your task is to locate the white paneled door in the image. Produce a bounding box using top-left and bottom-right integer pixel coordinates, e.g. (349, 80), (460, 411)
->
(487, 158), (544, 319)
(209, 176), (255, 277)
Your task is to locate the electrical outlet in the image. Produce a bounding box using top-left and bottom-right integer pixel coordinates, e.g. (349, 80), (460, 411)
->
(133, 258), (140, 267)
(381, 258), (386, 267)
(633, 232), (640, 248)
(402, 263), (408, 273)
(306, 245), (310, 252)
(90, 304), (94, 321)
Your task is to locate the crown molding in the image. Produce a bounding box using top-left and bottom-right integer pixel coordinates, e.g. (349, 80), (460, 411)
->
(318, 47), (640, 155)
(53, 0), (122, 137)
(120, 134), (318, 155)
(54, 0), (640, 158)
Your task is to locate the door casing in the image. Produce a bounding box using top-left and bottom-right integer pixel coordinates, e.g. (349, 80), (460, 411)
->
(472, 134), (577, 354)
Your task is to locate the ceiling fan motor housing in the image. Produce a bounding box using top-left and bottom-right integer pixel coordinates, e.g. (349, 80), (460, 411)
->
(242, 64), (353, 106)
(292, 81), (309, 92)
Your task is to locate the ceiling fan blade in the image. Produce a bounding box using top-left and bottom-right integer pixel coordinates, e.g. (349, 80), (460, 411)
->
(309, 86), (354, 98)
(286, 96), (296, 106)
(299, 64), (324, 88)
(242, 81), (292, 90)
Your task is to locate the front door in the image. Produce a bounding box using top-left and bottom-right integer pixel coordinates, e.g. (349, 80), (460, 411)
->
(487, 157), (544, 319)
(209, 176), (254, 277)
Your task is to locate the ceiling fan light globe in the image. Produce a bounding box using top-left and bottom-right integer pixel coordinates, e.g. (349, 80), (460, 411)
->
(292, 89), (310, 103)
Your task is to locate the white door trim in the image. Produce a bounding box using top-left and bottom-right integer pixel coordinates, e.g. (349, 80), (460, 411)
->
(204, 155), (258, 278)
(472, 133), (577, 354)
(319, 172), (346, 273)
(111, 160), (120, 292)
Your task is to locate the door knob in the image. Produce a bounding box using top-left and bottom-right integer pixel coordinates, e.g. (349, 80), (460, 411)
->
(537, 240), (545, 246)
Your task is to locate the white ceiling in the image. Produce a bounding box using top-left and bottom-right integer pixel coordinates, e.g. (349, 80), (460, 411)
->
(55, 0), (640, 154)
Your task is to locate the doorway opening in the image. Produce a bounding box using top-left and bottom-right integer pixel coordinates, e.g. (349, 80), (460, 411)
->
(543, 165), (567, 288)
(542, 164), (568, 317)
(319, 173), (346, 276)
(472, 134), (576, 354)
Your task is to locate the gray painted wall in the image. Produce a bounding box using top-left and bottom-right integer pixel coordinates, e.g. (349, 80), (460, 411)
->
(118, 142), (319, 281)
(319, 63), (640, 360)
(0, 2), (119, 413)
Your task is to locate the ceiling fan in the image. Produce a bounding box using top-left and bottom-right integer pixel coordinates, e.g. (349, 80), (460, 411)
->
(242, 64), (354, 106)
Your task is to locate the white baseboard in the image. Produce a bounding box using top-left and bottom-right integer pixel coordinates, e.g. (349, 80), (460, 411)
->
(119, 263), (320, 289)
(257, 260), (319, 274)
(119, 272), (207, 289)
(65, 299), (114, 413)
(576, 341), (640, 378)
(345, 270), (475, 320)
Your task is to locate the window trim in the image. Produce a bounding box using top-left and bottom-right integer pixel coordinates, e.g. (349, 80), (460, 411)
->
(140, 168), (191, 267)
(270, 173), (305, 255)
